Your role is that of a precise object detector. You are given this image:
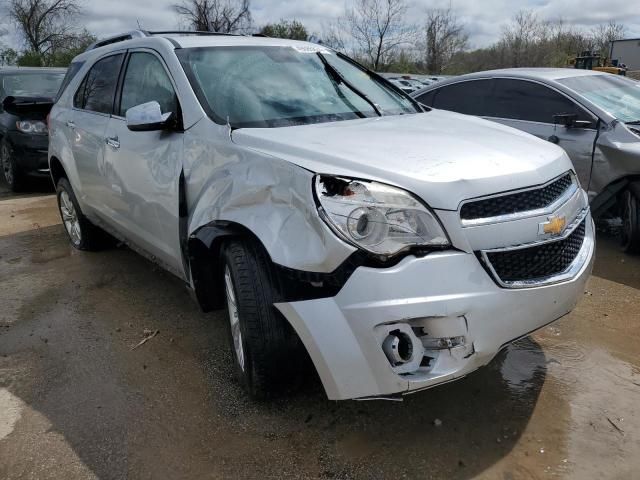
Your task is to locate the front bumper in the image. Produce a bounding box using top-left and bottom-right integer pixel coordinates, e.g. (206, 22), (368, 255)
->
(276, 215), (595, 400)
(7, 131), (50, 175)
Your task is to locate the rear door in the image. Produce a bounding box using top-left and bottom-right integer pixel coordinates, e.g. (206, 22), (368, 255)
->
(102, 50), (185, 276)
(66, 53), (125, 213)
(488, 78), (598, 186)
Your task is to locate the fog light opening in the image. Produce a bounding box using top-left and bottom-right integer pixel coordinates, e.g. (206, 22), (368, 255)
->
(383, 330), (414, 366)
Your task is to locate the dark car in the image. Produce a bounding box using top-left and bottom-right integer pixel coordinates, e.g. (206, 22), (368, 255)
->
(0, 67), (66, 191)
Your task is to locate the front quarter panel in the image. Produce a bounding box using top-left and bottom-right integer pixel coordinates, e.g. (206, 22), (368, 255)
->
(184, 119), (357, 273)
(590, 122), (640, 199)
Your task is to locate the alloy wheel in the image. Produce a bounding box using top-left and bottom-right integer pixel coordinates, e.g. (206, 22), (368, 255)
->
(59, 190), (82, 246)
(225, 266), (246, 371)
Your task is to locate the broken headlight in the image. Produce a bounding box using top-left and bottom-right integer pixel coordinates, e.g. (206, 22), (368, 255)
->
(315, 175), (450, 257)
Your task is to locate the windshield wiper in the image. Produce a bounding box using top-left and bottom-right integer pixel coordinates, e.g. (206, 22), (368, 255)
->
(317, 53), (382, 117)
(626, 120), (640, 125)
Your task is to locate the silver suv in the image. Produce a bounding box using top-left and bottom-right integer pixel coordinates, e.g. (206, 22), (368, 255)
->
(49, 31), (595, 400)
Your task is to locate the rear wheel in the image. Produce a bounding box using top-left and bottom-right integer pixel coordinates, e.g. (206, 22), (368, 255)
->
(220, 240), (303, 399)
(1, 139), (24, 192)
(620, 188), (640, 254)
(56, 178), (107, 251)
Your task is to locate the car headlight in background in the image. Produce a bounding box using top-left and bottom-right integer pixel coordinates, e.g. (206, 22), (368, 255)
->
(16, 120), (47, 134)
(315, 175), (450, 258)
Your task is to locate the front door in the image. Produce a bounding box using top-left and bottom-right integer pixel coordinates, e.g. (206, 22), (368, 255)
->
(102, 51), (184, 276)
(488, 78), (598, 187)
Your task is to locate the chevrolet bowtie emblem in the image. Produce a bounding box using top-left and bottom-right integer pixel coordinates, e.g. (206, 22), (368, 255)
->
(542, 216), (567, 236)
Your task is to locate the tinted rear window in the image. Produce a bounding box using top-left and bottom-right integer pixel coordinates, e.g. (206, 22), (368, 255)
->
(430, 79), (494, 116)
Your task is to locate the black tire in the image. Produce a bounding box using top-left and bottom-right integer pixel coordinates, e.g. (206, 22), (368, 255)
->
(620, 188), (640, 254)
(220, 239), (303, 399)
(1, 138), (25, 192)
(56, 178), (107, 251)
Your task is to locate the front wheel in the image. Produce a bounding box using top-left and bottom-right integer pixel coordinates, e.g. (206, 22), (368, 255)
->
(220, 240), (303, 399)
(620, 188), (640, 254)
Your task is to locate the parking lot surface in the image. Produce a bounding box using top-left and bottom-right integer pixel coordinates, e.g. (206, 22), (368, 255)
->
(1, 186), (639, 479)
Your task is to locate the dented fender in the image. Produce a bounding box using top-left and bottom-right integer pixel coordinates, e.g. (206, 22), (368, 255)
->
(183, 119), (357, 277)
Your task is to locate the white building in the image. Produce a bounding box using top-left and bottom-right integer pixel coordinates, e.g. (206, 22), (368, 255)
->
(610, 38), (640, 70)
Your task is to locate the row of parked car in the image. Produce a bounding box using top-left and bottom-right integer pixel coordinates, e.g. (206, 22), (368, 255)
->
(0, 32), (631, 401)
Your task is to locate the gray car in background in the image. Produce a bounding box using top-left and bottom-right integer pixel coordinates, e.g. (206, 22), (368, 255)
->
(413, 69), (640, 252)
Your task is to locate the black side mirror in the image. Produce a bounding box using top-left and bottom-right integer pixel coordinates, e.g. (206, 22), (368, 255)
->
(553, 113), (577, 127)
(553, 113), (592, 129)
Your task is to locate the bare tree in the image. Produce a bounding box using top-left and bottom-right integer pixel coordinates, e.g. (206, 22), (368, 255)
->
(320, 20), (347, 51)
(343, 0), (414, 70)
(590, 21), (626, 58)
(422, 8), (468, 74)
(8, 0), (80, 55)
(173, 0), (252, 34)
(500, 10), (548, 67)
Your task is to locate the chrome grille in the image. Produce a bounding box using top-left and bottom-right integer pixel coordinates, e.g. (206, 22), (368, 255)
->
(461, 173), (573, 221)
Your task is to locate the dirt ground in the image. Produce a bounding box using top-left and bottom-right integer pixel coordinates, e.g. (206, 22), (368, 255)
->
(1, 182), (639, 480)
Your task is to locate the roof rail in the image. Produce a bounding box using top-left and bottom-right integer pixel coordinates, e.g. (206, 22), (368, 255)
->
(85, 29), (246, 51)
(86, 30), (148, 51)
(146, 30), (239, 37)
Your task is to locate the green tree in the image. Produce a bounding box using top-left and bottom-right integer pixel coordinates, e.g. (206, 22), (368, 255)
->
(0, 48), (19, 66)
(260, 20), (308, 40)
(17, 50), (44, 66)
(16, 29), (95, 67)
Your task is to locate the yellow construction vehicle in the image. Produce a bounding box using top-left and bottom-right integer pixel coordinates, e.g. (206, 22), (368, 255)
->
(568, 51), (627, 75)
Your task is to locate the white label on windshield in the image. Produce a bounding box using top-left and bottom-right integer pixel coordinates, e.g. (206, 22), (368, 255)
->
(291, 45), (332, 54)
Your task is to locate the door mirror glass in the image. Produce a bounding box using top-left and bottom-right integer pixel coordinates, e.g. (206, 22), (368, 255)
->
(125, 101), (173, 132)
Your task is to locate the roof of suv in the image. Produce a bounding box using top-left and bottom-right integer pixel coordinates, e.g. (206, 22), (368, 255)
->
(74, 31), (330, 62)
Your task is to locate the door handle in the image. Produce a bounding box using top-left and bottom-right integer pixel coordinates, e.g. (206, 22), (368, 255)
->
(66, 121), (76, 129)
(106, 137), (120, 149)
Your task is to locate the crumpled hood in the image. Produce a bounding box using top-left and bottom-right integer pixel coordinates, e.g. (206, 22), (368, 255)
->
(232, 109), (572, 210)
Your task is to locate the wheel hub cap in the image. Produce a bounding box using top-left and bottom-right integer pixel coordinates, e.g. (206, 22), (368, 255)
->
(59, 191), (82, 246)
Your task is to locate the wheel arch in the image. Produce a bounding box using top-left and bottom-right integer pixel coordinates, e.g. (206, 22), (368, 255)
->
(188, 221), (266, 312)
(49, 156), (67, 186)
(590, 175), (640, 218)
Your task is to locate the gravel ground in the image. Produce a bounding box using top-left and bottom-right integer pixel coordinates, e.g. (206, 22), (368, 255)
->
(1, 188), (639, 480)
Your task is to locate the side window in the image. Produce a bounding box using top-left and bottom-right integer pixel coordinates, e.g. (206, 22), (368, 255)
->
(119, 52), (177, 116)
(415, 90), (435, 106)
(55, 61), (84, 103)
(430, 79), (494, 116)
(492, 79), (592, 124)
(73, 54), (124, 114)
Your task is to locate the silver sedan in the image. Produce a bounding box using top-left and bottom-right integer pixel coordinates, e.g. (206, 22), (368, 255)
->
(413, 68), (640, 252)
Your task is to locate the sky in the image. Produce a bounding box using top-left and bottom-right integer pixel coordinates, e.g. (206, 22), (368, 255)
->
(2, 0), (640, 50)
